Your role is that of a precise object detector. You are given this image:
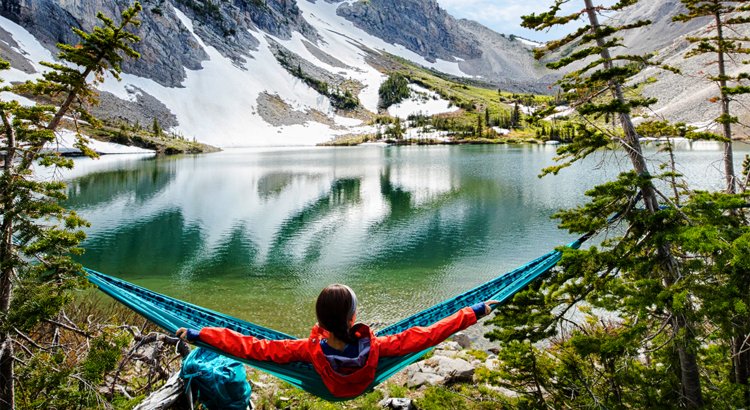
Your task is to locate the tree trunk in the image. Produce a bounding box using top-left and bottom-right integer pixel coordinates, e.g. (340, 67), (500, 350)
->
(0, 336), (12, 410)
(583, 1), (704, 407)
(734, 334), (750, 407)
(582, 0), (658, 212)
(46, 65), (93, 132)
(0, 211), (14, 409)
(674, 316), (704, 409)
(132, 372), (188, 410)
(714, 11), (736, 194)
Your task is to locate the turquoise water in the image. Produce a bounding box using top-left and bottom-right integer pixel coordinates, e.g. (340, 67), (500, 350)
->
(60, 142), (750, 336)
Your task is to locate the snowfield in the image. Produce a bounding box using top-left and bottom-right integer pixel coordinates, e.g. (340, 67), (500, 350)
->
(0, 0), (475, 148)
(388, 84), (459, 118)
(45, 129), (155, 155)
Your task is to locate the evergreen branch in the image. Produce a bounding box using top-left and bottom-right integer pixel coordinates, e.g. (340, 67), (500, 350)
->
(537, 26), (590, 59)
(546, 40), (621, 69)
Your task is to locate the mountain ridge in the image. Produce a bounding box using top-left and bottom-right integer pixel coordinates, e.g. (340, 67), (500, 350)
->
(1, 0), (745, 145)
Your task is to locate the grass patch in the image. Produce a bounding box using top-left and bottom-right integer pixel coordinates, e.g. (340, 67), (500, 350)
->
(465, 349), (489, 361)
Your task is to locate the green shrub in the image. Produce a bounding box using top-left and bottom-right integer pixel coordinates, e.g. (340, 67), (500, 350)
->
(379, 73), (411, 109)
(417, 386), (468, 410)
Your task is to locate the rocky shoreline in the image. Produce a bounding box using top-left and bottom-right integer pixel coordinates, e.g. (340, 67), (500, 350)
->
(244, 330), (510, 409)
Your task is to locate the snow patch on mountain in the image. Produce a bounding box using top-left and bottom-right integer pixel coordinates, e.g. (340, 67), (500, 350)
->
(299, 0), (469, 79)
(517, 38), (544, 49)
(388, 84), (458, 118)
(0, 0), (482, 148)
(0, 91), (36, 107)
(51, 129), (155, 155)
(0, 15), (52, 82)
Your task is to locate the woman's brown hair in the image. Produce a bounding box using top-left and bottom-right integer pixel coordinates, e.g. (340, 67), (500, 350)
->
(315, 284), (358, 345)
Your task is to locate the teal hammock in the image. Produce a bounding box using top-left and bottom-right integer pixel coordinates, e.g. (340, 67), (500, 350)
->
(83, 237), (585, 402)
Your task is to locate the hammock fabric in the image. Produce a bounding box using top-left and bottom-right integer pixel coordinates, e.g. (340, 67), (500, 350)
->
(83, 237), (585, 402)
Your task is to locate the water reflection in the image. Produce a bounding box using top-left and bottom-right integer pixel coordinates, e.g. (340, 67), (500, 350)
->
(61, 143), (750, 336)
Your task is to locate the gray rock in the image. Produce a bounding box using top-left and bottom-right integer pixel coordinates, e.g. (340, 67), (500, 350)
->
(452, 333), (471, 349)
(1, 0), (210, 88)
(432, 356), (474, 383)
(91, 87), (178, 129)
(407, 371), (444, 388)
(335, 0), (553, 93)
(435, 341), (461, 351)
(484, 356), (499, 371)
(432, 349), (458, 358)
(406, 356), (475, 387)
(302, 40), (356, 71)
(379, 398), (420, 410)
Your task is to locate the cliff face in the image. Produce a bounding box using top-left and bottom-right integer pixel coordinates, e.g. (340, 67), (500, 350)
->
(336, 0), (482, 63)
(0, 0), (316, 87)
(334, 0), (558, 93)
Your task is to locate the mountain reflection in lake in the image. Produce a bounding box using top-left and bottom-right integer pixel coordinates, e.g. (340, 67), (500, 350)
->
(61, 143), (749, 336)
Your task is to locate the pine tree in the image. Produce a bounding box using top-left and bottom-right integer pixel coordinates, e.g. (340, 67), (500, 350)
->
(152, 117), (161, 136)
(0, 4), (141, 407)
(495, 1), (708, 408)
(485, 107), (490, 128)
(673, 0), (750, 194)
(671, 3), (750, 403)
(378, 73), (410, 109)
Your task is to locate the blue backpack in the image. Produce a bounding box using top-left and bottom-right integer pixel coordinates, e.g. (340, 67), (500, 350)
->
(180, 348), (253, 410)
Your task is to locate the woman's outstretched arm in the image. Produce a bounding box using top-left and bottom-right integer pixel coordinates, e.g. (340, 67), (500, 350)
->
(176, 327), (311, 363)
(376, 300), (499, 357)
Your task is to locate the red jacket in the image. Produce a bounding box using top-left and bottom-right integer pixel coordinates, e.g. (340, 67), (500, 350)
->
(199, 306), (477, 398)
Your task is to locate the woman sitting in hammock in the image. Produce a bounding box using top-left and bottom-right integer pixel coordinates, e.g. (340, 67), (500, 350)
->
(176, 284), (498, 398)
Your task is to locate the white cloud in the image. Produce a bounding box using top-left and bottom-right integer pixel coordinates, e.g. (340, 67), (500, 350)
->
(440, 0), (619, 42)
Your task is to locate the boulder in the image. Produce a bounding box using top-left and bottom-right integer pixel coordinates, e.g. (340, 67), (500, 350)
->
(379, 398), (421, 409)
(407, 372), (445, 388)
(435, 341), (461, 351)
(406, 356), (475, 387)
(432, 357), (474, 383)
(451, 333), (471, 349)
(484, 354), (499, 371)
(432, 349), (458, 358)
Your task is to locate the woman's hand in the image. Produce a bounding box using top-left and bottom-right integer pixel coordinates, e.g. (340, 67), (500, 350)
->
(480, 300), (500, 318)
(176, 328), (189, 342)
(176, 328), (202, 342)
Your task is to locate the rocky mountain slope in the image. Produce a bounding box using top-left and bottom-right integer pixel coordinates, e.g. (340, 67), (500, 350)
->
(606, 0), (711, 57)
(540, 0), (747, 135)
(0, 0), (745, 146)
(0, 0), (552, 147)
(606, 0), (749, 135)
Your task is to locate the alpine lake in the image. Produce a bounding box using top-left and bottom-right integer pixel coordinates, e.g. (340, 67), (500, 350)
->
(58, 142), (750, 337)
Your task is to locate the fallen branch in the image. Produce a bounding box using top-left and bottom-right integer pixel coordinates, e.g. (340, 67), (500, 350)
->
(43, 318), (91, 337)
(132, 372), (186, 410)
